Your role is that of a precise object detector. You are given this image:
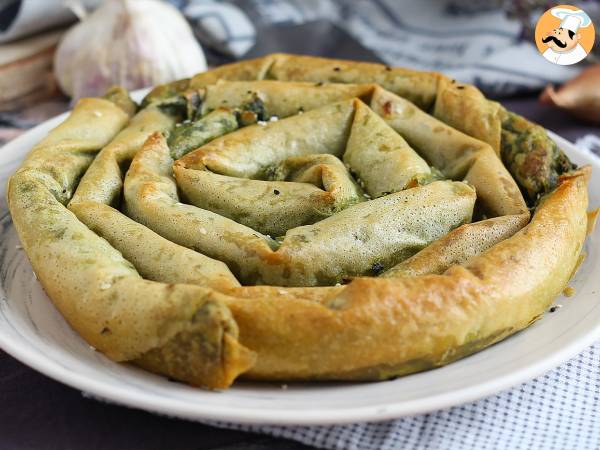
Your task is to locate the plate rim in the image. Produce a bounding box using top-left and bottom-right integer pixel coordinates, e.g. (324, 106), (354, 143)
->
(0, 113), (599, 425)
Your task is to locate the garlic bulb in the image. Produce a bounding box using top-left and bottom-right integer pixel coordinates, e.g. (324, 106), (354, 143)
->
(54, 0), (207, 100)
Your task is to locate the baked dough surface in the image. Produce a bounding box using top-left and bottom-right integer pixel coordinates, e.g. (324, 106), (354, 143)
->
(7, 55), (590, 388)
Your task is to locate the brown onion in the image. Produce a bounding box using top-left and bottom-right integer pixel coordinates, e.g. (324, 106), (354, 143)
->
(539, 64), (600, 124)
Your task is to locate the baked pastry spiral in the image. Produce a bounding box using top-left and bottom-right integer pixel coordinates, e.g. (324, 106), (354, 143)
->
(7, 54), (590, 389)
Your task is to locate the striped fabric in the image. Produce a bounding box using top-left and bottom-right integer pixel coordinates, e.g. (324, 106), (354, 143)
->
(182, 0), (586, 95)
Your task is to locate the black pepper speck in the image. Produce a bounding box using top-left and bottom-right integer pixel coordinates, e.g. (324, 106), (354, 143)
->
(371, 262), (385, 275)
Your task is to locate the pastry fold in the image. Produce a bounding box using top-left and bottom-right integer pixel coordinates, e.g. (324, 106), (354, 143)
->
(126, 132), (476, 286)
(220, 169), (589, 380)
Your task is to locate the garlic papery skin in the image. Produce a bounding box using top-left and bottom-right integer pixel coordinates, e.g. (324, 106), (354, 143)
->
(54, 0), (207, 100)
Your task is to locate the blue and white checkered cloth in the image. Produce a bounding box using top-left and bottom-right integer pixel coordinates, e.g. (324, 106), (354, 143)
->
(215, 327), (600, 450)
(71, 350), (597, 449)
(207, 136), (600, 450)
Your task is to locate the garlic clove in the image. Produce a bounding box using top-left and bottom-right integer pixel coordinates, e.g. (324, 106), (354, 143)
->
(54, 0), (206, 100)
(539, 64), (600, 124)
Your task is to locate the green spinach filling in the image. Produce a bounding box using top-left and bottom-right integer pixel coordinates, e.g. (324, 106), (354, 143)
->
(500, 110), (575, 204)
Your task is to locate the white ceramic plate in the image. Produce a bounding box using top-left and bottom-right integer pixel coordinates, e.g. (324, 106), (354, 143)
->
(0, 104), (599, 426)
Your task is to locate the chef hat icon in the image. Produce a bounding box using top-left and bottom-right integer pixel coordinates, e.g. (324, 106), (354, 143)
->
(550, 8), (592, 33)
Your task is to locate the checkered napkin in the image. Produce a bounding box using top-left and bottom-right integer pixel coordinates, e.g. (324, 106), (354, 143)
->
(212, 331), (600, 450)
(204, 134), (600, 450)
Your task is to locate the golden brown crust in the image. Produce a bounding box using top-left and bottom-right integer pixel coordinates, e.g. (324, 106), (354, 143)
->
(219, 170), (588, 379)
(433, 76), (503, 155)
